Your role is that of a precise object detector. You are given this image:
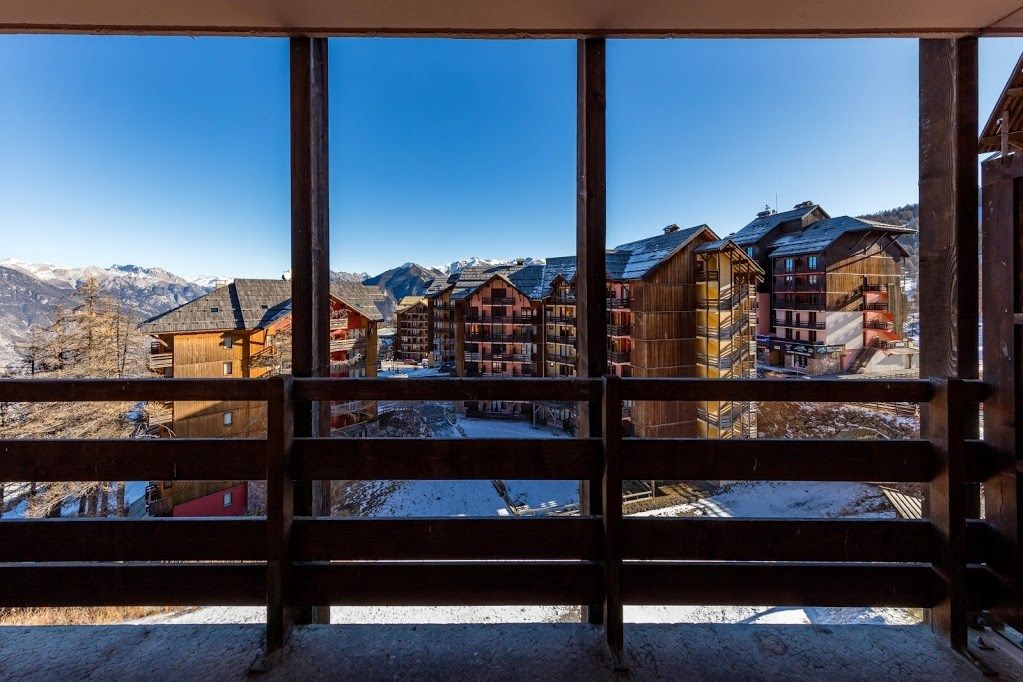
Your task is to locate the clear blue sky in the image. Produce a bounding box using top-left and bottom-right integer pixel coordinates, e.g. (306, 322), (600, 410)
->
(1, 36), (1022, 280)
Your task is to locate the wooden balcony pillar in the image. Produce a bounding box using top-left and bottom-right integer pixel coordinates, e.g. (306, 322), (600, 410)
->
(918, 37), (978, 651)
(576, 36), (607, 625)
(290, 35), (331, 625)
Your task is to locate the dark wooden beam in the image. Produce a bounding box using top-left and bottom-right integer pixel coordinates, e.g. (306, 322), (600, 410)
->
(576, 36), (606, 626)
(293, 376), (601, 402)
(0, 377), (267, 402)
(0, 518), (267, 562)
(293, 517), (601, 561)
(290, 35), (331, 625)
(980, 153), (1023, 630)
(602, 374), (624, 667)
(618, 377), (933, 402)
(0, 438), (266, 482)
(290, 562), (603, 606)
(929, 378), (969, 651)
(623, 563), (938, 607)
(293, 437), (601, 480)
(621, 438), (938, 482)
(0, 563), (266, 606)
(918, 40), (980, 640)
(266, 375), (295, 653)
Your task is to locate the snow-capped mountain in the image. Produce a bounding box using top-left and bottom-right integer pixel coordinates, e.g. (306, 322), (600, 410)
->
(0, 261), (219, 374)
(434, 256), (546, 276)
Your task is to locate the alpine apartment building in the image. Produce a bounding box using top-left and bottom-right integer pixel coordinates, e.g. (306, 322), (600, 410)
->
(731, 202), (915, 375)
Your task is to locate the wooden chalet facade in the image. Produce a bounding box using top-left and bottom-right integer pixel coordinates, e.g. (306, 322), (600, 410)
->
(394, 296), (431, 363)
(731, 203), (915, 375)
(427, 226), (762, 436)
(140, 278), (385, 515)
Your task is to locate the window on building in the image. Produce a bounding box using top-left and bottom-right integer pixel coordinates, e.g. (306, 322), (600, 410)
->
(784, 258), (794, 272)
(795, 331), (801, 341)
(808, 274), (818, 285)
(809, 331), (818, 343)
(223, 335), (233, 349)
(223, 491), (233, 507)
(223, 412), (233, 427)
(223, 361), (232, 375)
(746, 246), (754, 258)
(808, 255), (818, 269)
(785, 328), (792, 340)
(210, 306), (220, 313)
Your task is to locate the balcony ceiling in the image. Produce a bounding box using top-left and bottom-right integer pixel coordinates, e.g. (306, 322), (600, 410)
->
(3, 1), (1023, 37)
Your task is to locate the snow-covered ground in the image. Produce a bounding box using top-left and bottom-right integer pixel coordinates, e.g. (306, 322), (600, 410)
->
(633, 480), (893, 519)
(3, 480), (147, 518)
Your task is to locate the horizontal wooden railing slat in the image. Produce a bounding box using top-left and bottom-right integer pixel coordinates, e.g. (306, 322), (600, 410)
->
(623, 517), (933, 562)
(293, 377), (601, 402)
(621, 438), (936, 482)
(0, 518), (267, 561)
(622, 562), (939, 607)
(292, 517), (601, 560)
(293, 437), (601, 480)
(289, 561), (603, 606)
(0, 378), (268, 402)
(0, 563), (266, 606)
(619, 378), (934, 403)
(0, 438), (267, 481)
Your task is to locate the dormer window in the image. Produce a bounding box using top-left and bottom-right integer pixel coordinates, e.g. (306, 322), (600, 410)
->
(210, 306), (220, 313)
(808, 255), (818, 270)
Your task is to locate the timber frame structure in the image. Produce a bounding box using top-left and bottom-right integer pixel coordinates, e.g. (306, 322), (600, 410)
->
(0, 3), (1021, 673)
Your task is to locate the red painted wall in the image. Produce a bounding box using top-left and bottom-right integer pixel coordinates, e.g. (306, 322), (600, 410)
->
(172, 482), (248, 517)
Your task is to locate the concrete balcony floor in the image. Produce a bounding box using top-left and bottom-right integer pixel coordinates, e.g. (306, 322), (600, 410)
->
(0, 622), (985, 680)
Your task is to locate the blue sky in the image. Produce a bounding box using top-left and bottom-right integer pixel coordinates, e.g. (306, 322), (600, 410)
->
(1, 36), (1022, 280)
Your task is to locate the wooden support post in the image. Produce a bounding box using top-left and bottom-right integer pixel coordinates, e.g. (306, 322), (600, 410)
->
(290, 36), (331, 625)
(929, 378), (968, 651)
(981, 155), (1022, 630)
(576, 36), (607, 624)
(919, 38), (979, 513)
(265, 375), (294, 654)
(601, 374), (625, 669)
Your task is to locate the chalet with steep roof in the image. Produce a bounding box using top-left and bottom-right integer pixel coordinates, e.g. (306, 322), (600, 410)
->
(731, 202), (915, 375)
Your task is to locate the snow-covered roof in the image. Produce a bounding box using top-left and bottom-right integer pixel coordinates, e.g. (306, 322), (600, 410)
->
(142, 278), (386, 333)
(730, 205), (826, 246)
(767, 216), (914, 258)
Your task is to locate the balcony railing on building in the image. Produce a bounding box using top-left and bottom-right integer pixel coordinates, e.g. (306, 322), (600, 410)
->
(465, 331), (534, 342)
(609, 350), (631, 363)
(481, 296), (517, 305)
(147, 352), (172, 371)
(607, 324), (631, 336)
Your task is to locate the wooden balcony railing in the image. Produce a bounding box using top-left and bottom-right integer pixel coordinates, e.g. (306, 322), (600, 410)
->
(0, 375), (999, 663)
(147, 352), (173, 371)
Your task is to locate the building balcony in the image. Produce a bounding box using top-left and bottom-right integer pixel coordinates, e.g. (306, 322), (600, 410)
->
(607, 324), (631, 336)
(552, 291), (576, 303)
(608, 350), (631, 364)
(331, 399), (372, 417)
(861, 301), (889, 311)
(776, 319), (826, 330)
(696, 269), (719, 282)
(546, 315), (576, 325)
(465, 315), (536, 324)
(147, 352), (172, 371)
(607, 297), (631, 309)
(862, 283), (887, 292)
(866, 320), (893, 330)
(548, 333), (577, 344)
(465, 331), (534, 343)
(481, 296), (517, 305)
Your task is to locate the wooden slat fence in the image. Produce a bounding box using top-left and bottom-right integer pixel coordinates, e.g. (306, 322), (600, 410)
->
(0, 375), (999, 660)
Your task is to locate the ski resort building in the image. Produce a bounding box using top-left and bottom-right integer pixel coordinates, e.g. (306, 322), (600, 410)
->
(526, 225), (762, 438)
(730, 202), (916, 375)
(394, 295), (431, 363)
(140, 278), (386, 515)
